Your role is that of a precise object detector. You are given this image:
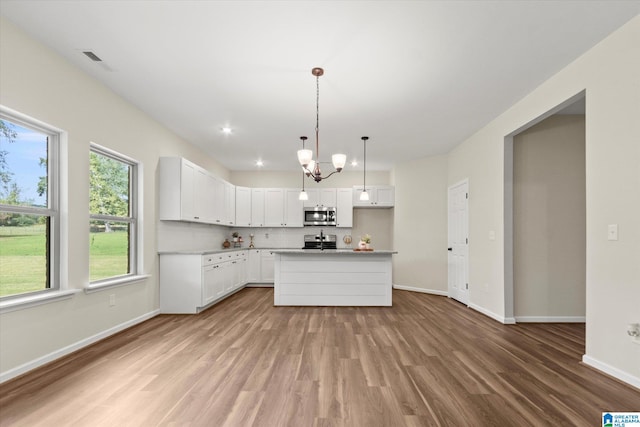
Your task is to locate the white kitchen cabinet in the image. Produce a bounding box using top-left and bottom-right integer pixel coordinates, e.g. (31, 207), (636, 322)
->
(303, 188), (336, 208)
(251, 188), (265, 227)
(235, 186), (252, 226)
(247, 249), (275, 284)
(262, 188), (304, 227)
(352, 185), (395, 208)
(336, 188), (353, 227)
(233, 252), (247, 289)
(319, 188), (337, 207)
(302, 189), (319, 207)
(247, 249), (262, 282)
(284, 189), (303, 227)
(261, 250), (275, 282)
(225, 181), (236, 226)
(160, 251), (249, 314)
(264, 188), (284, 226)
(159, 157), (214, 223)
(211, 176), (226, 224)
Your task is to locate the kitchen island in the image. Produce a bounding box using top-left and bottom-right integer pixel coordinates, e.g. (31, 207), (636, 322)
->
(272, 249), (397, 306)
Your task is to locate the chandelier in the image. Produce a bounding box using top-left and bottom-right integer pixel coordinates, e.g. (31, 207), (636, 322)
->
(297, 67), (346, 182)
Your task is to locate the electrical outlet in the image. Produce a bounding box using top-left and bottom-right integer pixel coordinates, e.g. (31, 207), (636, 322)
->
(265, 233), (269, 239)
(109, 294), (116, 307)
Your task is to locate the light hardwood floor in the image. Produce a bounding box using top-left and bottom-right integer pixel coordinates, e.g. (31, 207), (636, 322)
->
(1, 288), (638, 426)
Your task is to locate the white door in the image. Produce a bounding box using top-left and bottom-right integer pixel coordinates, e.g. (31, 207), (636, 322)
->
(448, 180), (469, 305)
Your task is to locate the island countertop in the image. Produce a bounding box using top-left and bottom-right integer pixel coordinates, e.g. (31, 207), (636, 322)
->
(271, 249), (397, 255)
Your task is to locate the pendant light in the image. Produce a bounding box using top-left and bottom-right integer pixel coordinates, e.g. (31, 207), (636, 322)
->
(360, 136), (370, 201)
(297, 67), (347, 182)
(298, 136), (309, 200)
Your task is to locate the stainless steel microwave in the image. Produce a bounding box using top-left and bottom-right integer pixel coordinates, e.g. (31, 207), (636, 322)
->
(303, 206), (336, 226)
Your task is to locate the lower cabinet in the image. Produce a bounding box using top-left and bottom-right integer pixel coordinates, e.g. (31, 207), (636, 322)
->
(160, 250), (248, 314)
(246, 249), (275, 285)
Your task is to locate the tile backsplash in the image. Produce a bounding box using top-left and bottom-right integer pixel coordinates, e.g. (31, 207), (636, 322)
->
(231, 227), (355, 249)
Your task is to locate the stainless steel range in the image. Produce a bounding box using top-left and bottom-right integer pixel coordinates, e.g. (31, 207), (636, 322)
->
(303, 232), (337, 250)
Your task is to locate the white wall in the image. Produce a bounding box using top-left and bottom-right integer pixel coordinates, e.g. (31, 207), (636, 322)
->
(230, 170), (390, 188)
(513, 115), (586, 320)
(391, 155), (448, 294)
(448, 16), (640, 385)
(0, 17), (229, 379)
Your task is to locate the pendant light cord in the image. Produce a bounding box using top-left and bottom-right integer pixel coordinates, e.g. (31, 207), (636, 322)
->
(315, 74), (320, 163)
(363, 137), (367, 191)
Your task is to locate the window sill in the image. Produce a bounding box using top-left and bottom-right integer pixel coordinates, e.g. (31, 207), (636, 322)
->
(0, 289), (81, 315)
(84, 274), (150, 294)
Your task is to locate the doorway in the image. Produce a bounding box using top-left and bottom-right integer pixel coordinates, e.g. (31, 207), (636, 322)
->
(504, 91), (586, 323)
(448, 179), (469, 305)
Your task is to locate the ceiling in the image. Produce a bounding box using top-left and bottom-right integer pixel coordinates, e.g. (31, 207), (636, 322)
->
(1, 1), (638, 172)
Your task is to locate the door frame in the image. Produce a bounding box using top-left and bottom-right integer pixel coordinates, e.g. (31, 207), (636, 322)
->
(503, 90), (586, 323)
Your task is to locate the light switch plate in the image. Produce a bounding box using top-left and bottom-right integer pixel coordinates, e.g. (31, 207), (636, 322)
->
(608, 224), (618, 241)
(489, 230), (496, 241)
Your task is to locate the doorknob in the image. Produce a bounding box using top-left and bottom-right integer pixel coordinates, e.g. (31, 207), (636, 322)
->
(447, 248), (453, 251)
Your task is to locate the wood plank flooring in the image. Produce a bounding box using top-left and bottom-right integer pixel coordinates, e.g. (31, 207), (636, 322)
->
(1, 288), (638, 426)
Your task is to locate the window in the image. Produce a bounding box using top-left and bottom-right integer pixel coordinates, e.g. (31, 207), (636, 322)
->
(89, 144), (139, 284)
(0, 112), (59, 299)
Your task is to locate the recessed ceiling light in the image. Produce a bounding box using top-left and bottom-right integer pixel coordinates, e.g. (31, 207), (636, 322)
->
(221, 127), (232, 135)
(351, 160), (358, 167)
(255, 160), (264, 167)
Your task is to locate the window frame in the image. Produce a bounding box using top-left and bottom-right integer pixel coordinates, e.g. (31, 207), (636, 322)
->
(0, 108), (60, 301)
(88, 143), (142, 287)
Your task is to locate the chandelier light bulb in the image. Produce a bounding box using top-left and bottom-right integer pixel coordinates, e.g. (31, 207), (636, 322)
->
(332, 153), (347, 171)
(297, 149), (313, 167)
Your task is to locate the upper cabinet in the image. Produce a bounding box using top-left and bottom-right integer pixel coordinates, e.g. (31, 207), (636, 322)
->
(264, 188), (285, 227)
(263, 188), (303, 227)
(336, 188), (353, 227)
(235, 186), (251, 227)
(160, 157), (392, 227)
(159, 157), (211, 222)
(159, 157), (233, 225)
(284, 189), (303, 227)
(303, 188), (337, 208)
(352, 185), (395, 208)
(251, 188), (266, 227)
(224, 181), (236, 226)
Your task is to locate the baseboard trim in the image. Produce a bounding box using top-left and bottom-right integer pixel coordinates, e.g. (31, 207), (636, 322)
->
(392, 284), (448, 296)
(0, 309), (160, 384)
(468, 303), (516, 324)
(582, 355), (640, 390)
(515, 316), (586, 323)
(245, 283), (274, 288)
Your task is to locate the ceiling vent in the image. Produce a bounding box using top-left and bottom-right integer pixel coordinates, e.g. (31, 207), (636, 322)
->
(82, 51), (102, 62)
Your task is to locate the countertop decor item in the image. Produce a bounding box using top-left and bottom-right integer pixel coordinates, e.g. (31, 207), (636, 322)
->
(343, 235), (352, 245)
(222, 239), (231, 249)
